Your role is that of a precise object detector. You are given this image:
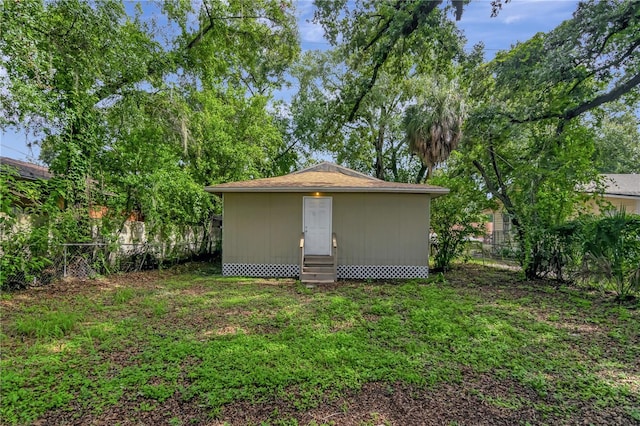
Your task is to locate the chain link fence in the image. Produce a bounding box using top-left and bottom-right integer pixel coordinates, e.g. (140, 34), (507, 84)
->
(3, 241), (214, 289)
(488, 230), (520, 259)
(462, 231), (521, 269)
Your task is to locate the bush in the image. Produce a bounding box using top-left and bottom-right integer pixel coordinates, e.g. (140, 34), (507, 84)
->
(572, 211), (640, 300)
(429, 162), (491, 271)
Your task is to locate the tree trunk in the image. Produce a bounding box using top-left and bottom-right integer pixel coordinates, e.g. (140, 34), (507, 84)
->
(415, 164), (428, 184)
(374, 122), (386, 180)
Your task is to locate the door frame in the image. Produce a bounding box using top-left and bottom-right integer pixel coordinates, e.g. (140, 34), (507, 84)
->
(302, 196), (333, 255)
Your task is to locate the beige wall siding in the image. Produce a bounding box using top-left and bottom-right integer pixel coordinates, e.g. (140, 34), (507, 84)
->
(223, 192), (430, 266)
(604, 196), (640, 214)
(223, 193), (301, 264)
(332, 193), (429, 265)
(493, 211), (505, 232)
(586, 196), (640, 215)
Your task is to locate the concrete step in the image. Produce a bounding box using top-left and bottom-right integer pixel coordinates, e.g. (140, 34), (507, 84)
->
(302, 279), (336, 285)
(302, 266), (335, 273)
(300, 272), (336, 283)
(304, 282), (335, 287)
(304, 255), (334, 265)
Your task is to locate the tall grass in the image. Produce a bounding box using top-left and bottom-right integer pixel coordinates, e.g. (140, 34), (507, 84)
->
(14, 310), (80, 339)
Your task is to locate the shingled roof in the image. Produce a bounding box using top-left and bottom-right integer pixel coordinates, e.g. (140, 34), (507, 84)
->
(205, 162), (449, 195)
(601, 174), (640, 197)
(0, 157), (52, 180)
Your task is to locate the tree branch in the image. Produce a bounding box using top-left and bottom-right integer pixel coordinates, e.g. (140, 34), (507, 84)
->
(415, 164), (427, 184)
(565, 71), (640, 120)
(361, 1), (403, 52)
(186, 15), (272, 50)
(472, 159), (519, 229)
(272, 138), (299, 164)
(568, 37), (640, 95)
(506, 71), (640, 126)
(488, 144), (505, 196)
(347, 0), (441, 121)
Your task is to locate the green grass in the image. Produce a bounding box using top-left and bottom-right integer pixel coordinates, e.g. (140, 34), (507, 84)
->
(1, 265), (638, 424)
(14, 308), (81, 339)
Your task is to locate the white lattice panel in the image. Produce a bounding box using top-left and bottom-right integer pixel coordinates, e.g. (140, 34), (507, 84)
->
(222, 263), (428, 279)
(337, 265), (429, 279)
(222, 263), (299, 277)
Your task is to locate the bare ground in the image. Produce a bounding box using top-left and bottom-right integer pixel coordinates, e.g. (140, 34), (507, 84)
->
(8, 263), (640, 426)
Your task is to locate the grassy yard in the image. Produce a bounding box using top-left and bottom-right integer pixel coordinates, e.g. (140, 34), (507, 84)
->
(1, 264), (638, 425)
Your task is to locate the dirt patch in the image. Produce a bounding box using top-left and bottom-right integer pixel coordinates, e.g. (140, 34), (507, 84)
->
(35, 372), (637, 425)
(11, 264), (640, 426)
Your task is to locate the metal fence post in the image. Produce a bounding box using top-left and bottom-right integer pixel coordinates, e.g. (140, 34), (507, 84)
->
(63, 245), (67, 278)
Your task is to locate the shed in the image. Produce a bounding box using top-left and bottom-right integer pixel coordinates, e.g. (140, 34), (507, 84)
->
(205, 162), (449, 283)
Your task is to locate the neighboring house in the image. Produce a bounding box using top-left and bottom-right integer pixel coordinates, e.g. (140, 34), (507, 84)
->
(482, 207), (517, 251)
(205, 162), (448, 283)
(0, 156), (52, 181)
(485, 174), (640, 246)
(585, 174), (640, 215)
(0, 156), (53, 209)
(1, 157), (55, 236)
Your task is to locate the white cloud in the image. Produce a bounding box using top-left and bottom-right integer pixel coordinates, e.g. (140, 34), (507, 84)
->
(298, 19), (326, 44)
(295, 0), (330, 48)
(503, 15), (523, 24)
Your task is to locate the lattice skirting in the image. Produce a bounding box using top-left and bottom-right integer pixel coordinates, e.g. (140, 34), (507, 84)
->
(223, 263), (299, 277)
(338, 265), (429, 279)
(222, 263), (428, 279)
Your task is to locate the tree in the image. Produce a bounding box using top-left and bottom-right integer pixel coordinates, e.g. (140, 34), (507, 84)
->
(1, 0), (164, 221)
(429, 152), (493, 271)
(403, 77), (467, 182)
(493, 0), (640, 131)
(461, 0), (640, 278)
(312, 0), (466, 122)
(290, 50), (426, 181)
(1, 0), (300, 247)
(589, 103), (640, 174)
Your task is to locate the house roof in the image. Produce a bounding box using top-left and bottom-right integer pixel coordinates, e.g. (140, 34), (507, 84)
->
(205, 162), (449, 196)
(600, 174), (640, 197)
(0, 157), (52, 180)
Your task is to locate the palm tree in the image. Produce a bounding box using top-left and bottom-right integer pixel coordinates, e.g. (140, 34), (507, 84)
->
(403, 79), (466, 182)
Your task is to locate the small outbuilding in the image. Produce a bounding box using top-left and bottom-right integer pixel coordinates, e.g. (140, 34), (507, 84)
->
(205, 162), (448, 283)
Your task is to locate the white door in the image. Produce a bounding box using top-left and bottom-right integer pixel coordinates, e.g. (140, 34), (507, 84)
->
(303, 197), (332, 255)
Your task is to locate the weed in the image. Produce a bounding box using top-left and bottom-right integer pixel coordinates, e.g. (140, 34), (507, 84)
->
(140, 296), (169, 316)
(138, 401), (156, 412)
(14, 309), (79, 338)
(112, 287), (136, 304)
(627, 406), (640, 422)
(1, 265), (638, 424)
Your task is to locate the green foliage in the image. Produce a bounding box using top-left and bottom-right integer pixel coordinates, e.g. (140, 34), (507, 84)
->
(0, 166), (78, 289)
(2, 267), (638, 423)
(575, 211), (640, 299)
(460, 1), (640, 278)
(404, 77), (467, 180)
(491, 0), (640, 124)
(1, 0), (300, 263)
(589, 104), (640, 174)
(290, 0), (473, 181)
(290, 50), (421, 181)
(15, 309), (80, 339)
(112, 288), (136, 305)
(313, 0), (465, 121)
(429, 154), (491, 271)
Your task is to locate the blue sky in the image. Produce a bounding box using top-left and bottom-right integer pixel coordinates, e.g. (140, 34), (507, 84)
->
(0, 0), (579, 163)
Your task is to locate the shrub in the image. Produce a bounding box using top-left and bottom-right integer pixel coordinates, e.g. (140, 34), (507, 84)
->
(574, 211), (640, 300)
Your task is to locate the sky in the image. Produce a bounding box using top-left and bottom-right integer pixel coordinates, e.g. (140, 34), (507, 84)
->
(0, 0), (579, 163)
